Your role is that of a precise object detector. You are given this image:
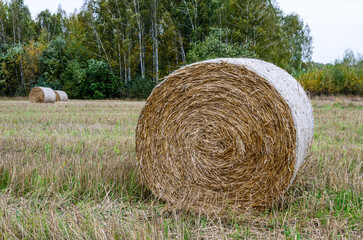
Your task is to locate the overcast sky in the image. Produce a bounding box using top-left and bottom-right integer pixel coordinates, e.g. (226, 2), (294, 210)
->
(24, 0), (363, 64)
(278, 0), (363, 63)
(24, 0), (83, 17)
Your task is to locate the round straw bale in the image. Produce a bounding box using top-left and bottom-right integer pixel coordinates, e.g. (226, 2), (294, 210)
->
(136, 58), (314, 212)
(29, 87), (56, 103)
(54, 91), (60, 101)
(54, 90), (68, 101)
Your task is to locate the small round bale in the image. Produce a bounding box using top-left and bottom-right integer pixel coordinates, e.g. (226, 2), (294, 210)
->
(54, 90), (68, 101)
(136, 58), (314, 212)
(29, 87), (56, 103)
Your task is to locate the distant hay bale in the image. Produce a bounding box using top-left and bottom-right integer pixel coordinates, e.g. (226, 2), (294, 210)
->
(29, 87), (56, 103)
(54, 90), (68, 101)
(136, 58), (314, 213)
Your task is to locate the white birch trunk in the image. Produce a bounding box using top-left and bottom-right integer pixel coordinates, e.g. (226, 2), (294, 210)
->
(152, 0), (159, 83)
(133, 0), (145, 79)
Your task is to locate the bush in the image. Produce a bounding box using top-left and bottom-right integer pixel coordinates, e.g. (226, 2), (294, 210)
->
(187, 28), (257, 63)
(83, 59), (118, 99)
(297, 50), (363, 96)
(62, 60), (86, 99)
(38, 37), (68, 88)
(125, 76), (155, 99)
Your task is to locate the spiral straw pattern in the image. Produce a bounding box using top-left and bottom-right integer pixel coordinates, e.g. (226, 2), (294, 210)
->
(29, 87), (56, 103)
(136, 59), (314, 212)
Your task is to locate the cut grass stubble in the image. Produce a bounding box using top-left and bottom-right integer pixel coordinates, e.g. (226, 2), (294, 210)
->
(0, 98), (361, 239)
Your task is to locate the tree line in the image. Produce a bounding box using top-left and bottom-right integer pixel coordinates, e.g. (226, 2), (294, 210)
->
(1, 0), (316, 99)
(296, 50), (363, 96)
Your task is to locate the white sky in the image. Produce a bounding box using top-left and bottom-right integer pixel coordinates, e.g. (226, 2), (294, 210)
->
(24, 0), (363, 64)
(278, 0), (363, 63)
(24, 0), (84, 17)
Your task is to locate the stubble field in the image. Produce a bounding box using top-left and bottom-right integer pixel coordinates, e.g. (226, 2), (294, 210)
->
(0, 97), (362, 239)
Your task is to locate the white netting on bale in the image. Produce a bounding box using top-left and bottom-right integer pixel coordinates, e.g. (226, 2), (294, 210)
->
(136, 58), (314, 213)
(29, 87), (56, 103)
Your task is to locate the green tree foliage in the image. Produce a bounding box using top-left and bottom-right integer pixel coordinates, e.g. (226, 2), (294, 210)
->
(36, 9), (65, 43)
(219, 0), (313, 71)
(61, 60), (86, 99)
(1, 0), (357, 98)
(61, 59), (119, 99)
(0, 0), (35, 96)
(0, 45), (23, 95)
(20, 41), (44, 91)
(83, 59), (117, 99)
(37, 37), (68, 89)
(8, 0), (35, 44)
(187, 28), (257, 63)
(125, 76), (155, 99)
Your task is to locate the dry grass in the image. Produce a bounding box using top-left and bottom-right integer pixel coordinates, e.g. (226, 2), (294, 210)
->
(0, 97), (362, 239)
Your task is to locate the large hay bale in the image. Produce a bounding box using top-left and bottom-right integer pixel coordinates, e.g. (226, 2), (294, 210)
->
(29, 87), (56, 103)
(136, 58), (314, 212)
(54, 90), (68, 101)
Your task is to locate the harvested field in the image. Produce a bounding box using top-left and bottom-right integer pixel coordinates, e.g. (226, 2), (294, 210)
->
(0, 97), (362, 239)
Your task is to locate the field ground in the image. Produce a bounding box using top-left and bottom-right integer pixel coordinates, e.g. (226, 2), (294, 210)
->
(0, 97), (362, 239)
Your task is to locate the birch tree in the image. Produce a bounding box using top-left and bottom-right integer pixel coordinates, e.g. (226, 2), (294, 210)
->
(150, 0), (159, 83)
(132, 0), (145, 78)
